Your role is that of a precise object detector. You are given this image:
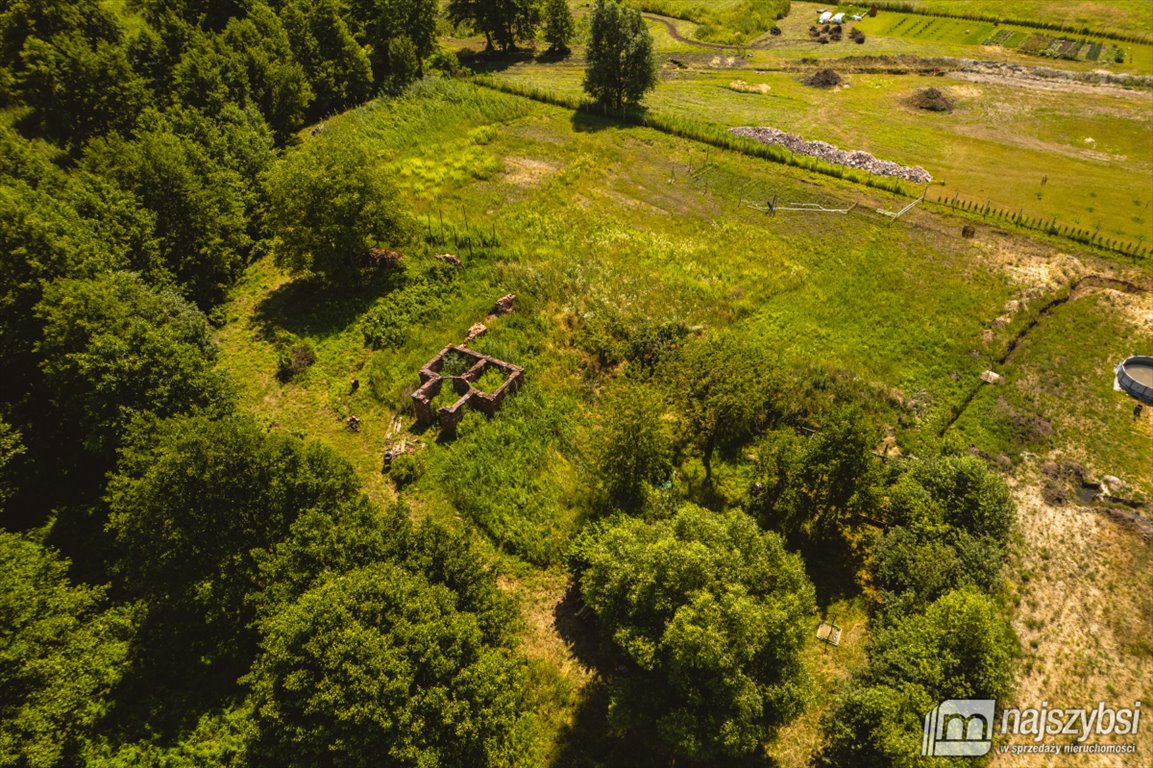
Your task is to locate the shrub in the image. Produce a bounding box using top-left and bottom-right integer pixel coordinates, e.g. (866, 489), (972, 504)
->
(360, 265), (457, 348)
(426, 47), (461, 76)
(277, 342), (317, 381)
(389, 452), (418, 486)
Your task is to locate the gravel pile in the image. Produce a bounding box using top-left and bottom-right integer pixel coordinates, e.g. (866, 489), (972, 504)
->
(728, 126), (933, 183)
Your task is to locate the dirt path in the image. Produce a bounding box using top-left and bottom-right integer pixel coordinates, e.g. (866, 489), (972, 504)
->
(643, 12), (798, 52)
(643, 12), (737, 51)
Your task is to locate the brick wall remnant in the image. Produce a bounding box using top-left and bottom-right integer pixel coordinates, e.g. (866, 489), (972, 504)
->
(411, 344), (524, 437)
(493, 294), (516, 314)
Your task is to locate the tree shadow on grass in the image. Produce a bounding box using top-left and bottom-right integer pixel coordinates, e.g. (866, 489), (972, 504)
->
(535, 48), (575, 64)
(795, 534), (862, 611)
(570, 108), (622, 134)
(252, 267), (406, 342)
(459, 48), (538, 74)
(553, 581), (605, 670)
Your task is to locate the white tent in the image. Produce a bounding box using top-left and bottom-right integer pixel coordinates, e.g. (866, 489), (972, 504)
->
(818, 11), (833, 23)
(831, 12), (846, 23)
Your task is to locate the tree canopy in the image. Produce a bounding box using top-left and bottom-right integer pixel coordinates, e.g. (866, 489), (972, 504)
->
(266, 136), (409, 284)
(447, 0), (540, 52)
(36, 272), (230, 464)
(249, 563), (527, 768)
(668, 332), (779, 482)
(576, 504), (816, 760)
(543, 0), (575, 53)
(0, 533), (135, 768)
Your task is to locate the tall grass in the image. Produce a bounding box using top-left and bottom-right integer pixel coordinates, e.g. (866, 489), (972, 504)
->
(426, 386), (576, 566)
(346, 78), (533, 153)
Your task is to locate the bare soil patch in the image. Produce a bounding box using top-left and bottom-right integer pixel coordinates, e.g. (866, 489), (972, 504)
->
(504, 156), (558, 187)
(996, 468), (1153, 767)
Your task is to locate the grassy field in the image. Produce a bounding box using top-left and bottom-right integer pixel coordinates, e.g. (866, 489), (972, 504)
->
(851, 9), (1153, 70)
(952, 285), (1153, 496)
(215, 77), (1152, 762)
(488, 62), (1153, 247)
(770, 2), (1153, 71)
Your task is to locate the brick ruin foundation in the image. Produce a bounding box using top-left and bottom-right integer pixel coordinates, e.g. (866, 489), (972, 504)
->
(411, 345), (524, 437)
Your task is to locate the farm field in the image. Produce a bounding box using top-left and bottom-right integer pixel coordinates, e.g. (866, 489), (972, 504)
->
(215, 78), (1153, 763)
(737, 2), (1153, 71)
(851, 9), (1153, 71)
(624, 0), (790, 44)
(868, 0), (1153, 36)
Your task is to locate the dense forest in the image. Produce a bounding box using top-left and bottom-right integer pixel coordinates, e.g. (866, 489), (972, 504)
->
(0, 0), (1017, 766)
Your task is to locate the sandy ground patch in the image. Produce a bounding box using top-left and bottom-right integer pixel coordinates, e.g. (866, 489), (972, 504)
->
(504, 156), (559, 186)
(992, 467), (1153, 767)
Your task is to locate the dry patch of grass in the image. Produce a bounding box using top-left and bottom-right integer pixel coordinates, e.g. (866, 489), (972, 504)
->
(996, 468), (1153, 767)
(504, 155), (559, 186)
(765, 598), (870, 768)
(728, 79), (772, 94)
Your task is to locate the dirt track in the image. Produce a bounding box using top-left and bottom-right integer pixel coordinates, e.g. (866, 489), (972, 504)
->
(642, 13), (803, 52)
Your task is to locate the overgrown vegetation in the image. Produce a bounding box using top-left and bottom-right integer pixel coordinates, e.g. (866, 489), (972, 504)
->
(2, 0), (1148, 765)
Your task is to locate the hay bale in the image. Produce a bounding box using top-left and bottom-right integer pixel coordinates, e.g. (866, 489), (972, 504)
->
(804, 68), (842, 88)
(909, 86), (954, 112)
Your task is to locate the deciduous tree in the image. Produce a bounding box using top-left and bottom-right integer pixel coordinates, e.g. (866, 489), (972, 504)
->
(583, 0), (656, 110)
(543, 0), (575, 53)
(668, 332), (778, 483)
(249, 563), (527, 767)
(0, 533), (135, 768)
(106, 414), (362, 654)
(282, 0), (373, 116)
(576, 505), (815, 760)
(265, 137), (409, 284)
(447, 0), (540, 52)
(35, 272), (230, 463)
(588, 380), (672, 511)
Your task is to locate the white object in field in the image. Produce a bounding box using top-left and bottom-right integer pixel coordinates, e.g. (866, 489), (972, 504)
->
(818, 11), (833, 23)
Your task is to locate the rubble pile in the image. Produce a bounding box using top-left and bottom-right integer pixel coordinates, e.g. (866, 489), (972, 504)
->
(728, 126), (933, 183)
